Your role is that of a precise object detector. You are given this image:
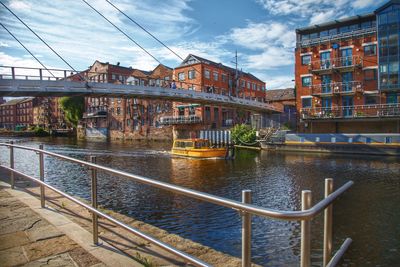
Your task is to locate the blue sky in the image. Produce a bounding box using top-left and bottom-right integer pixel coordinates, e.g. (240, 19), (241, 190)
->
(0, 0), (385, 89)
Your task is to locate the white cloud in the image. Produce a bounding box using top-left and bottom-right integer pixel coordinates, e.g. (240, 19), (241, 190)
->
(0, 42), (10, 47)
(8, 0), (31, 10)
(256, 74), (294, 89)
(243, 47), (294, 70)
(309, 10), (337, 25)
(229, 22), (295, 50)
(256, 0), (382, 25)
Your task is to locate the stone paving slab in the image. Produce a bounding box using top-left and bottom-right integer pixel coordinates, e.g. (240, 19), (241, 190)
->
(0, 184), (137, 267)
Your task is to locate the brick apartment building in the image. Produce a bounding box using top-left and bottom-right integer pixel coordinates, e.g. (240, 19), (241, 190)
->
(0, 98), (34, 130)
(0, 97), (65, 130)
(164, 54), (266, 137)
(80, 61), (174, 140)
(295, 0), (400, 133)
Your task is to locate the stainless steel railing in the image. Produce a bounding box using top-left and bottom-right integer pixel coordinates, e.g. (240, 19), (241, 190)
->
(0, 142), (354, 267)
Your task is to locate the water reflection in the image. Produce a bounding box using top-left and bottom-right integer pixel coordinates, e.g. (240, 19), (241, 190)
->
(0, 137), (399, 266)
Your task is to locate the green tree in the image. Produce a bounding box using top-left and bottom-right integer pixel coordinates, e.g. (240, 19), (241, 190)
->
(231, 124), (257, 145)
(59, 96), (84, 127)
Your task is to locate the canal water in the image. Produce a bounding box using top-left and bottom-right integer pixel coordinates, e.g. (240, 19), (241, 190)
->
(0, 137), (399, 266)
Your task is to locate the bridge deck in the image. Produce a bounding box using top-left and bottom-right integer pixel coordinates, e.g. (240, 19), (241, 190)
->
(0, 79), (282, 113)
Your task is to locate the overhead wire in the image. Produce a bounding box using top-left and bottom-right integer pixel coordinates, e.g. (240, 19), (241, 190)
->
(81, 0), (163, 66)
(0, 1), (78, 73)
(0, 22), (56, 79)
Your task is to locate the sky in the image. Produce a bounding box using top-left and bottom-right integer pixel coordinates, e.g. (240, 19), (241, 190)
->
(0, 0), (386, 89)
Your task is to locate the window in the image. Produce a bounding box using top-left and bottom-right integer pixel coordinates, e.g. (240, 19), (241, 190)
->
(302, 76), (312, 87)
(188, 70), (195, 79)
(213, 72), (218, 81)
(365, 95), (378, 105)
(241, 80), (245, 88)
(178, 72), (185, 81)
(247, 82), (251, 89)
(320, 30), (329, 37)
(310, 32), (318, 39)
(221, 74), (227, 83)
(364, 69), (377, 81)
(204, 69), (210, 79)
(364, 44), (376, 56)
(301, 55), (311, 65)
(117, 107), (121, 115)
(302, 97), (312, 108)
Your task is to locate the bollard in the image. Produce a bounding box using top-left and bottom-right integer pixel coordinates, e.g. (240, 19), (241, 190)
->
(90, 156), (99, 245)
(10, 141), (14, 189)
(39, 144), (45, 208)
(323, 178), (333, 266)
(301, 190), (312, 267)
(242, 190), (252, 267)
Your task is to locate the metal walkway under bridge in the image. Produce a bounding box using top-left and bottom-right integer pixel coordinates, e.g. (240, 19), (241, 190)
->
(0, 66), (281, 113)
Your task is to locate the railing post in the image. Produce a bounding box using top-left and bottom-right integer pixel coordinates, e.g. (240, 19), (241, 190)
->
(39, 144), (45, 208)
(301, 190), (312, 267)
(39, 69), (43, 80)
(11, 67), (15, 80)
(242, 190), (252, 267)
(9, 141), (14, 189)
(90, 156), (99, 245)
(323, 178), (333, 266)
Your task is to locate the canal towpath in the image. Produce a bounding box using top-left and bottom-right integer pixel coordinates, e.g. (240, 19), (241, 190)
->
(0, 170), (253, 267)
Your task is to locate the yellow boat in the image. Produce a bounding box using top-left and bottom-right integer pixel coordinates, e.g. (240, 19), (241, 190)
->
(171, 139), (227, 158)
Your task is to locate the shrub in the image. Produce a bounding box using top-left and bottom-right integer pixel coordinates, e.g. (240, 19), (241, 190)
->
(231, 124), (257, 145)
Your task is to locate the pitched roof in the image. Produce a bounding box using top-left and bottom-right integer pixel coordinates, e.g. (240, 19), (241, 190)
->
(265, 88), (295, 101)
(178, 54), (265, 83)
(0, 98), (32, 106)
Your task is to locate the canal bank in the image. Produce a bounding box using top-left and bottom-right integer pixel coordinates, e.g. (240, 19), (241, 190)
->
(0, 172), (252, 267)
(260, 133), (400, 156)
(0, 137), (399, 266)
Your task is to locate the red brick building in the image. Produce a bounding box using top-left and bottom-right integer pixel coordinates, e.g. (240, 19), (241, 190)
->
(81, 61), (174, 140)
(0, 98), (35, 130)
(295, 2), (400, 133)
(265, 88), (297, 129)
(166, 54), (266, 136)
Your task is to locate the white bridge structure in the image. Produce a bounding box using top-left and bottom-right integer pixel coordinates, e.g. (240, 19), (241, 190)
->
(0, 66), (282, 113)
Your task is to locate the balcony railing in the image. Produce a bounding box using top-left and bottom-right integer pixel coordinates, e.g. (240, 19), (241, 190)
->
(301, 103), (400, 120)
(159, 115), (202, 125)
(311, 81), (363, 96)
(83, 109), (108, 119)
(308, 56), (363, 73)
(298, 27), (376, 47)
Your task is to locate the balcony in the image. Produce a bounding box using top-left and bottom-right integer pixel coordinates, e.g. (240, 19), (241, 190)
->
(309, 56), (363, 74)
(83, 109), (108, 119)
(311, 81), (363, 96)
(159, 115), (202, 125)
(301, 103), (400, 120)
(298, 27), (376, 47)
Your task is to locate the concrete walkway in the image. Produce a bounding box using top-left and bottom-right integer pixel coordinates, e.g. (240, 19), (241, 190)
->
(0, 183), (140, 267)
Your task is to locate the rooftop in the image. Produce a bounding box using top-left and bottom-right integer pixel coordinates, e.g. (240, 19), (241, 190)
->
(178, 54), (265, 83)
(265, 88), (295, 101)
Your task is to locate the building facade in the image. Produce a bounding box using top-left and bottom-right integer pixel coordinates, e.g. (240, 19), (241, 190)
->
(80, 61), (174, 140)
(265, 88), (297, 129)
(295, 0), (400, 133)
(163, 54), (267, 137)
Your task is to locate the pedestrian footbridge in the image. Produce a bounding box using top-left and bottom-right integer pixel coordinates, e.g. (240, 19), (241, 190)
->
(0, 66), (281, 113)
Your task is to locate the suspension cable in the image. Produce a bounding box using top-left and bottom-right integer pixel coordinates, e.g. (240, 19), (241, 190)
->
(0, 1), (78, 73)
(0, 22), (56, 79)
(105, 0), (184, 61)
(81, 0), (163, 65)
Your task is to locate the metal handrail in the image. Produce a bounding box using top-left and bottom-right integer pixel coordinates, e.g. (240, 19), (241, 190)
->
(1, 142), (352, 220)
(0, 142), (354, 267)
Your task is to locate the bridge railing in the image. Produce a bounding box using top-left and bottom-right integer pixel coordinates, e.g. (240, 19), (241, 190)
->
(0, 65), (268, 103)
(1, 142), (353, 267)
